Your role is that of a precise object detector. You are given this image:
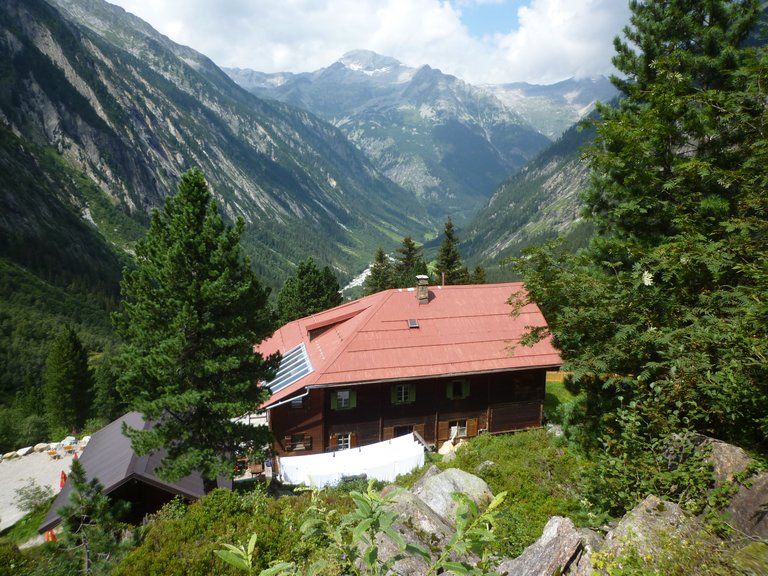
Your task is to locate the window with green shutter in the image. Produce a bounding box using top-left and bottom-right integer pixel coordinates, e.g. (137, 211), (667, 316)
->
(391, 383), (415, 404)
(447, 379), (470, 399)
(331, 389), (357, 410)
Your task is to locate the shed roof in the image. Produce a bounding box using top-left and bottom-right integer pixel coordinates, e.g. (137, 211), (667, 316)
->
(258, 282), (560, 408)
(40, 412), (227, 533)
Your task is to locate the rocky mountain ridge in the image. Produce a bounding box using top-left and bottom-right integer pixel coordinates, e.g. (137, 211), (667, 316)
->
(1, 0), (430, 289)
(227, 50), (587, 223)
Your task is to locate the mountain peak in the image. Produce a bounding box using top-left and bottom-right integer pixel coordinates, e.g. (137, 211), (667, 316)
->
(338, 50), (403, 74)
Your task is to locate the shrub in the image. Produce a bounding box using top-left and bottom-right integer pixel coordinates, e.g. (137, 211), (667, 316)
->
(447, 429), (587, 558)
(0, 543), (27, 576)
(14, 478), (54, 515)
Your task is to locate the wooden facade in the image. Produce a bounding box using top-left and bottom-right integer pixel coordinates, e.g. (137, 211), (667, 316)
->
(269, 368), (546, 457)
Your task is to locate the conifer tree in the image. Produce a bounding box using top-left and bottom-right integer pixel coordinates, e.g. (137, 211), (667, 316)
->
(363, 248), (394, 295)
(469, 266), (486, 285)
(513, 0), (768, 508)
(393, 236), (428, 288)
(43, 325), (91, 432)
(276, 257), (342, 325)
(58, 459), (128, 576)
(436, 218), (469, 285)
(114, 169), (279, 488)
(91, 346), (126, 423)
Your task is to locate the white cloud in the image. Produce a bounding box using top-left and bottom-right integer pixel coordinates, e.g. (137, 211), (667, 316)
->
(108, 0), (630, 84)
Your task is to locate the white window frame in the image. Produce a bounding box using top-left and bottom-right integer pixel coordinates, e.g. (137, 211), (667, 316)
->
(449, 419), (468, 439)
(336, 432), (352, 451)
(337, 390), (350, 409)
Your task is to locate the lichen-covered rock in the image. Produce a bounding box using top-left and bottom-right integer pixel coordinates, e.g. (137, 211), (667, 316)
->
(496, 516), (584, 576)
(411, 466), (492, 522)
(605, 495), (697, 557)
(727, 471), (768, 540)
(703, 437), (752, 485)
(378, 488), (456, 575)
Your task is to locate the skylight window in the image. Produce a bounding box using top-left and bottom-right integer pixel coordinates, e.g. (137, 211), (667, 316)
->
(407, 319), (419, 329)
(265, 343), (313, 394)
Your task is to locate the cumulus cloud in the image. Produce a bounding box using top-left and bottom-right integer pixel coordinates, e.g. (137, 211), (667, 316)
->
(109, 0), (630, 84)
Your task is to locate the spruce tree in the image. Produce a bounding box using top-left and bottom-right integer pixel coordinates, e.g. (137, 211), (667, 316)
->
(276, 257), (342, 325)
(91, 346), (126, 423)
(363, 248), (394, 295)
(114, 169), (279, 487)
(393, 236), (428, 288)
(43, 325), (91, 432)
(513, 0), (767, 511)
(436, 218), (469, 285)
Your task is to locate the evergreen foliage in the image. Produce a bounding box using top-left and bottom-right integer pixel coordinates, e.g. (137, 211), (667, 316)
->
(363, 248), (395, 295)
(393, 236), (428, 288)
(43, 325), (92, 433)
(91, 346), (127, 423)
(436, 218), (485, 285)
(276, 258), (342, 325)
(56, 459), (129, 576)
(512, 0), (768, 514)
(436, 218), (468, 285)
(113, 169), (279, 487)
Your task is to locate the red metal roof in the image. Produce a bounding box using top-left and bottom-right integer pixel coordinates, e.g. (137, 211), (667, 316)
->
(258, 282), (561, 408)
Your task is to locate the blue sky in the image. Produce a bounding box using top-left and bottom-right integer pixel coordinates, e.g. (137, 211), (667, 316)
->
(107, 0), (631, 85)
(459, 0), (522, 37)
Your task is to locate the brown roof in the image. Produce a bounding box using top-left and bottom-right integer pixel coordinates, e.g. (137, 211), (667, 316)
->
(258, 282), (560, 408)
(39, 412), (228, 533)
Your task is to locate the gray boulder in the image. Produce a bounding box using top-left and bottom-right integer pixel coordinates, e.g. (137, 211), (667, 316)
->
(377, 488), (458, 575)
(604, 495), (704, 558)
(727, 470), (768, 540)
(411, 466), (493, 522)
(704, 437), (752, 485)
(496, 516), (585, 576)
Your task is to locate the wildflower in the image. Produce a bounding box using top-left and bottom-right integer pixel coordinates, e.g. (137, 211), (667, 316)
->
(641, 270), (654, 286)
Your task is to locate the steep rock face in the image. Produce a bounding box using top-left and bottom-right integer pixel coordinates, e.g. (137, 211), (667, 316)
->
(0, 0), (430, 287)
(227, 50), (552, 223)
(461, 118), (596, 270)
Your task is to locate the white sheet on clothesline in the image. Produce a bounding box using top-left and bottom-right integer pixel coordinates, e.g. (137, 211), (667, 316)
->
(278, 433), (425, 487)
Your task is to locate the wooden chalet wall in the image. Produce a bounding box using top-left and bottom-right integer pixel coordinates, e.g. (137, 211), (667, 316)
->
(269, 368), (546, 457)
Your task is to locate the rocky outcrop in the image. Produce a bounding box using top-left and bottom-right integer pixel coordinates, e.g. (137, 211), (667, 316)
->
(374, 437), (766, 575)
(496, 516), (585, 576)
(374, 466), (493, 574)
(727, 471), (768, 540)
(701, 436), (752, 485)
(378, 488), (458, 575)
(411, 466), (492, 522)
(603, 495), (705, 559)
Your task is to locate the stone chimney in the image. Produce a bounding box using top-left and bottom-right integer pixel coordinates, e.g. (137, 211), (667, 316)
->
(416, 275), (429, 304)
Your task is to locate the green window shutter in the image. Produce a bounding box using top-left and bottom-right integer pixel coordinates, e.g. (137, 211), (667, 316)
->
(391, 386), (398, 404)
(446, 382), (454, 399)
(462, 381), (470, 399)
(350, 390), (357, 408)
(409, 384), (416, 402)
(331, 392), (338, 410)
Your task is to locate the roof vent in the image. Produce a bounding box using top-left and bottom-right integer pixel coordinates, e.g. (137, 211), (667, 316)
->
(416, 275), (429, 304)
(407, 319), (419, 329)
